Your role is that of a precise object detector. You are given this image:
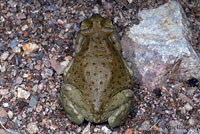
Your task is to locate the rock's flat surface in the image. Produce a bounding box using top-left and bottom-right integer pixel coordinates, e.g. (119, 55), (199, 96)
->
(122, 1), (200, 90)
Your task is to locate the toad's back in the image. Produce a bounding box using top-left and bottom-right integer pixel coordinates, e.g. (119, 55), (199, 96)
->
(64, 33), (132, 113)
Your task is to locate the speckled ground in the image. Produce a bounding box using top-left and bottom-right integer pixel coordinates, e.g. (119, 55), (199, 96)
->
(0, 0), (199, 134)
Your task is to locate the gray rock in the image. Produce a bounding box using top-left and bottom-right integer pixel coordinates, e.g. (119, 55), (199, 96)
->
(16, 13), (26, 20)
(17, 87), (30, 99)
(0, 89), (9, 95)
(32, 84), (38, 92)
(7, 129), (20, 134)
(187, 128), (200, 134)
(29, 96), (38, 108)
(188, 118), (196, 126)
(15, 76), (23, 85)
(0, 129), (6, 134)
(0, 107), (7, 117)
(10, 39), (18, 49)
(170, 128), (187, 134)
(41, 69), (54, 79)
(0, 51), (9, 61)
(184, 103), (193, 111)
(169, 120), (183, 127)
(121, 1), (200, 90)
(27, 122), (39, 134)
(141, 120), (151, 130)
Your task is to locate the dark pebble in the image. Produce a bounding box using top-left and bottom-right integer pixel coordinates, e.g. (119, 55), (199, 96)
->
(154, 88), (162, 97)
(17, 101), (28, 111)
(187, 78), (199, 87)
(32, 50), (44, 61)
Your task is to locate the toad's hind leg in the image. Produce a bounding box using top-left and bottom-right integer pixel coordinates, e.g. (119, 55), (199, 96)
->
(59, 84), (84, 124)
(107, 89), (134, 128)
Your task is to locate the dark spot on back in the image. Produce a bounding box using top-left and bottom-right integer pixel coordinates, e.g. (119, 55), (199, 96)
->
(105, 74), (108, 79)
(86, 71), (90, 76)
(102, 62), (106, 67)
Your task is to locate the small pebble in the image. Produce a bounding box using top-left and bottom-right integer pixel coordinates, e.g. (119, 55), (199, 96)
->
(3, 102), (9, 108)
(184, 103), (193, 111)
(10, 39), (18, 48)
(32, 84), (38, 92)
(1, 51), (9, 60)
(0, 107), (7, 117)
(41, 69), (54, 79)
(0, 89), (9, 95)
(15, 76), (23, 84)
(29, 96), (38, 108)
(0, 129), (6, 134)
(101, 126), (112, 134)
(51, 104), (56, 110)
(27, 122), (39, 134)
(188, 118), (196, 126)
(8, 110), (14, 118)
(82, 122), (91, 134)
(36, 105), (43, 113)
(127, 0), (133, 4)
(17, 87), (30, 99)
(92, 6), (99, 14)
(125, 129), (133, 134)
(16, 13), (26, 20)
(12, 47), (21, 53)
(21, 24), (28, 31)
(22, 43), (39, 55)
(141, 120), (151, 130)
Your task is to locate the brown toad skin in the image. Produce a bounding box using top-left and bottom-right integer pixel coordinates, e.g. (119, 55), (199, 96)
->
(60, 14), (134, 128)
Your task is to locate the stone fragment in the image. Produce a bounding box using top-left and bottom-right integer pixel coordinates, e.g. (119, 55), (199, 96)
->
(29, 96), (38, 107)
(184, 103), (193, 111)
(21, 24), (28, 31)
(41, 69), (54, 79)
(141, 120), (151, 130)
(0, 51), (9, 60)
(17, 87), (30, 99)
(16, 13), (26, 20)
(0, 89), (9, 95)
(82, 122), (91, 134)
(27, 122), (39, 134)
(0, 129), (6, 134)
(8, 110), (13, 118)
(50, 57), (66, 74)
(121, 1), (200, 90)
(12, 47), (21, 53)
(102, 126), (112, 134)
(3, 103), (9, 107)
(15, 76), (23, 85)
(10, 39), (18, 49)
(0, 107), (7, 117)
(22, 43), (39, 55)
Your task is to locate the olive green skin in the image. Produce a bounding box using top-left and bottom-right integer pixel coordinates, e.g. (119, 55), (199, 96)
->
(60, 14), (134, 128)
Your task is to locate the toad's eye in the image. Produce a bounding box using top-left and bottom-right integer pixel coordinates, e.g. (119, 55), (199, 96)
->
(81, 19), (92, 30)
(101, 18), (113, 28)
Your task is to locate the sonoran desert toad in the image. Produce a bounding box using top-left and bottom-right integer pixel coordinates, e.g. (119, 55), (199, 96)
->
(60, 14), (134, 128)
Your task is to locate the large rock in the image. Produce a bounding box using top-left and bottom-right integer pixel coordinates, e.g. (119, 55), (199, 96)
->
(121, 1), (200, 90)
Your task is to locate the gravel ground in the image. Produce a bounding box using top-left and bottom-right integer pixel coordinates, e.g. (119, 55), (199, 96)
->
(0, 0), (199, 134)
